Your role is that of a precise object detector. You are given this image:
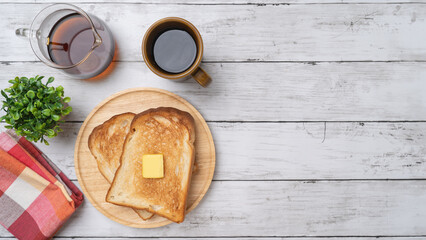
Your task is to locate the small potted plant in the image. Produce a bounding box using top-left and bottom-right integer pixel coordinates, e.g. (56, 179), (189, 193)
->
(1, 76), (72, 145)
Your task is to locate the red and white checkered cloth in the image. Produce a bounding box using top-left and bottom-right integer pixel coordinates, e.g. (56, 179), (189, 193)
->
(0, 130), (83, 240)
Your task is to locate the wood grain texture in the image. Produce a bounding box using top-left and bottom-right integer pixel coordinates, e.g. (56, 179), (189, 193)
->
(2, 238), (425, 240)
(47, 238), (426, 240)
(5, 0), (426, 3)
(2, 121), (425, 181)
(1, 62), (425, 121)
(75, 88), (215, 228)
(1, 3), (426, 61)
(1, 0), (426, 238)
(3, 0), (426, 3)
(2, 180), (426, 237)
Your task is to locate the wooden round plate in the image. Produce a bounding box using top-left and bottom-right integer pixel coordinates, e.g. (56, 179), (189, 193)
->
(74, 88), (215, 228)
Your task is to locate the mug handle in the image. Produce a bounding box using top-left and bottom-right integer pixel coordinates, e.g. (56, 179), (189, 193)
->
(191, 67), (212, 87)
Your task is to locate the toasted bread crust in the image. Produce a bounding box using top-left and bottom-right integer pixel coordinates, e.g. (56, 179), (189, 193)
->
(106, 107), (195, 223)
(88, 112), (154, 220)
(88, 112), (135, 182)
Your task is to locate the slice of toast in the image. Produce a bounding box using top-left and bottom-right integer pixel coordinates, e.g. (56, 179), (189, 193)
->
(88, 112), (154, 220)
(106, 107), (195, 223)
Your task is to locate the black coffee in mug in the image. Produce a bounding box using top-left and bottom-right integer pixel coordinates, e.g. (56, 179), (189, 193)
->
(152, 29), (197, 74)
(142, 17), (211, 87)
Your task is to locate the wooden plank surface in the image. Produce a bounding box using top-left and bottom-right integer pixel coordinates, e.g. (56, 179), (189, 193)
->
(2, 238), (426, 240)
(4, 0), (426, 3)
(49, 238), (426, 240)
(2, 180), (426, 237)
(1, 62), (426, 121)
(2, 3), (426, 62)
(1, 238), (425, 240)
(2, 121), (424, 181)
(1, 0), (426, 238)
(3, 0), (426, 3)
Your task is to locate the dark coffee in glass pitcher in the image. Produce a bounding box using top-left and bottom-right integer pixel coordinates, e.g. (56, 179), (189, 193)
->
(16, 4), (115, 79)
(47, 13), (114, 78)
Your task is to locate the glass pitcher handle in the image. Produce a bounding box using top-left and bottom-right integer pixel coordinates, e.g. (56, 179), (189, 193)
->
(15, 28), (30, 38)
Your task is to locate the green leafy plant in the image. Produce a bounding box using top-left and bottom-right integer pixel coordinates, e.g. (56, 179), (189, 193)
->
(1, 76), (72, 145)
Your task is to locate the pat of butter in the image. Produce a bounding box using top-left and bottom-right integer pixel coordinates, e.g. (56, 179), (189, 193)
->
(142, 154), (164, 178)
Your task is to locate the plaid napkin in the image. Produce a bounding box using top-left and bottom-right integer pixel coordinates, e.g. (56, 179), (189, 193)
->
(0, 131), (83, 240)
(6, 130), (83, 207)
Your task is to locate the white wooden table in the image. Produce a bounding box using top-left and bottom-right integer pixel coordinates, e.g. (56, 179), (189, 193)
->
(1, 0), (426, 239)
